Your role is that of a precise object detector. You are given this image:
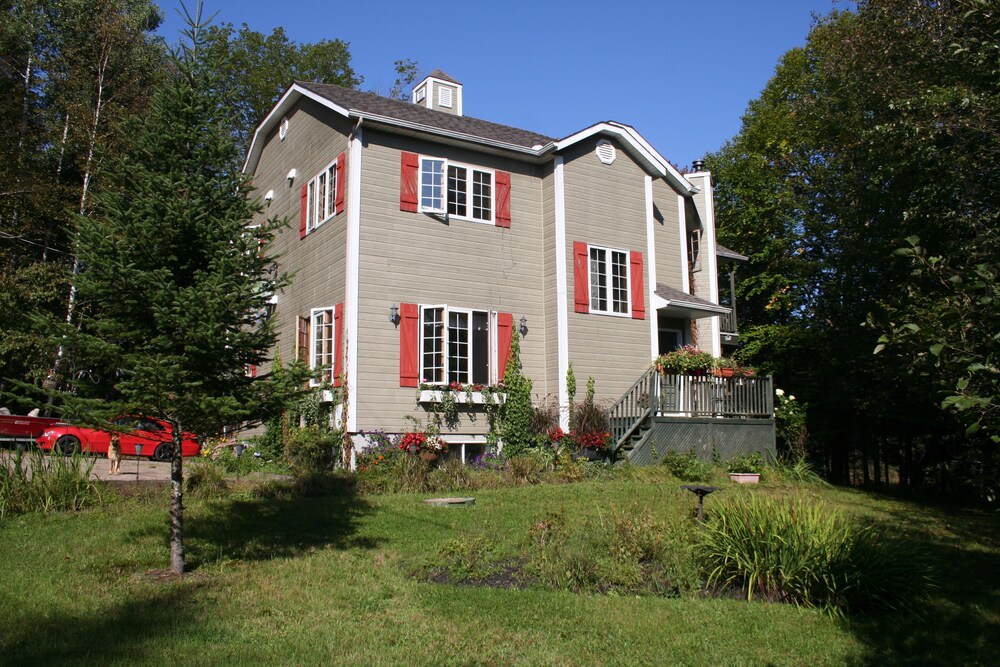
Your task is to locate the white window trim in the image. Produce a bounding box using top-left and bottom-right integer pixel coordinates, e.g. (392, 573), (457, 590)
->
(418, 155), (495, 224)
(309, 306), (335, 387)
(418, 304), (498, 386)
(305, 159), (339, 234)
(587, 244), (632, 317)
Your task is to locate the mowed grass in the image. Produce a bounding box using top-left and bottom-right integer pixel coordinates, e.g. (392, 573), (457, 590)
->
(0, 472), (996, 666)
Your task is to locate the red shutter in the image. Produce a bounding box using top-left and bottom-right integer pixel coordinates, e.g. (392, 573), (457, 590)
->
(400, 152), (419, 212)
(333, 303), (344, 386)
(497, 312), (514, 381)
(399, 303), (419, 387)
(335, 152), (346, 215)
(495, 171), (511, 228)
(630, 251), (645, 320)
(573, 241), (590, 313)
(299, 184), (308, 238)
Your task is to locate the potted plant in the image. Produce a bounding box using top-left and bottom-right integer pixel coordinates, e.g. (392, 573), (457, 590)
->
(398, 431), (447, 463)
(654, 345), (715, 375)
(572, 430), (611, 461)
(727, 452), (766, 483)
(712, 358), (757, 378)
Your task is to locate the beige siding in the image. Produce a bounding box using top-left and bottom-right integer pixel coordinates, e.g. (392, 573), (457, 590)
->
(561, 138), (652, 402)
(353, 130), (546, 433)
(250, 98), (351, 370)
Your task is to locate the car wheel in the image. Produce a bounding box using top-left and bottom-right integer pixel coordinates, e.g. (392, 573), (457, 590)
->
(153, 442), (173, 462)
(55, 435), (80, 456)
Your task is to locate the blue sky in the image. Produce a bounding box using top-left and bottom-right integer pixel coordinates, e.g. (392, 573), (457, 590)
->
(156, 0), (851, 168)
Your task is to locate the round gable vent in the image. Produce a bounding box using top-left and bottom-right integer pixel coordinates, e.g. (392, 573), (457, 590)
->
(596, 140), (616, 165)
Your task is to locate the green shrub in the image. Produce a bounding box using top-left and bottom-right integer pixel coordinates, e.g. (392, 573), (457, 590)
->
(660, 451), (713, 482)
(185, 461), (229, 498)
(726, 451), (767, 474)
(773, 456), (827, 484)
(699, 494), (934, 615)
(284, 426), (341, 475)
(0, 450), (101, 517)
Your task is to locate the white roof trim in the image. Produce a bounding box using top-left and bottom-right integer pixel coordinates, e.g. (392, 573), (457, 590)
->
(653, 292), (730, 317)
(554, 122), (697, 195)
(244, 86), (697, 197)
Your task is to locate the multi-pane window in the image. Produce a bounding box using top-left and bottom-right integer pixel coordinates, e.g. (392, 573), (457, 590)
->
(421, 306), (490, 385)
(589, 246), (629, 315)
(688, 228), (702, 272)
(422, 158), (492, 221)
(311, 308), (335, 385)
(306, 161), (338, 233)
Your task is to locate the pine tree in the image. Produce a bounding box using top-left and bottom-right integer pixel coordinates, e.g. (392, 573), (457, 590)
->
(57, 3), (305, 574)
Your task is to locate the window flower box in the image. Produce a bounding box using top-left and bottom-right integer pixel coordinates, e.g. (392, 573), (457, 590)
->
(418, 390), (505, 405)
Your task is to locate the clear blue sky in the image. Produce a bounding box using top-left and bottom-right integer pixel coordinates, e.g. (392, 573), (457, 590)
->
(155, 0), (852, 169)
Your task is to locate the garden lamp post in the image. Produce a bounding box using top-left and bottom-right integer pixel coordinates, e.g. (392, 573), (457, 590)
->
(135, 443), (143, 481)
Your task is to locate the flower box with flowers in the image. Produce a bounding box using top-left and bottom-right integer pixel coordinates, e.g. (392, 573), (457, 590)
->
(417, 381), (507, 406)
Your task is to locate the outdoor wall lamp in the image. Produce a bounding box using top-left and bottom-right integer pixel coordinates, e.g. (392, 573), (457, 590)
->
(519, 316), (528, 337)
(389, 304), (400, 327)
(264, 189), (274, 203)
(286, 168), (297, 184)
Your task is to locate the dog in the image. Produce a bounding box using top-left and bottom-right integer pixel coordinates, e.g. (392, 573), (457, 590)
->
(108, 434), (122, 475)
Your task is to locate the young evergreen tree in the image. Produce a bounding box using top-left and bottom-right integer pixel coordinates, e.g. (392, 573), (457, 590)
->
(57, 3), (305, 574)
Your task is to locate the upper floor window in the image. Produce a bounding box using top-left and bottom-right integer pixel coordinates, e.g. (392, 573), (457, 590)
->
(420, 157), (493, 222)
(589, 246), (629, 315)
(688, 228), (702, 272)
(306, 160), (339, 233)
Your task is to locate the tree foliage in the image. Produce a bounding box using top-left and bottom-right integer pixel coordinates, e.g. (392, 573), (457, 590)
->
(50, 4), (307, 572)
(707, 0), (999, 496)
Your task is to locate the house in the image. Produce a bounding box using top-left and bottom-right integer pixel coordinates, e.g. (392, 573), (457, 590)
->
(244, 70), (773, 463)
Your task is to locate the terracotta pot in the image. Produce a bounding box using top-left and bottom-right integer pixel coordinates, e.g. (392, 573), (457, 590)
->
(713, 367), (736, 378)
(419, 450), (439, 464)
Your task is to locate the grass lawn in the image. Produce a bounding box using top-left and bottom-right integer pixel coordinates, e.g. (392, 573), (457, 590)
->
(0, 471), (996, 666)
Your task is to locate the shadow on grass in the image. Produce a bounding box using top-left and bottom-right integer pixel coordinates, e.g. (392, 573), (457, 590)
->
(845, 490), (1000, 665)
(180, 477), (380, 569)
(1, 583), (203, 667)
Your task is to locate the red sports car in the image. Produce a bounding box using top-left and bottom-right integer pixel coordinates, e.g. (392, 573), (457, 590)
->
(36, 416), (201, 462)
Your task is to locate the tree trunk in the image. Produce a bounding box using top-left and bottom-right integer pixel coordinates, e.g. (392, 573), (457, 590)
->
(169, 419), (185, 575)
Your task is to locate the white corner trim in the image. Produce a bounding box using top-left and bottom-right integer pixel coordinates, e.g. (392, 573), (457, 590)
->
(645, 175), (658, 360)
(678, 194), (690, 293)
(700, 173), (723, 358)
(554, 157), (570, 431)
(345, 124), (363, 432)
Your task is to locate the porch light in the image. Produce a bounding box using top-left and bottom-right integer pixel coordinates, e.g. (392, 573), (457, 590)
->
(389, 304), (400, 327)
(518, 316), (528, 336)
(286, 168), (296, 184)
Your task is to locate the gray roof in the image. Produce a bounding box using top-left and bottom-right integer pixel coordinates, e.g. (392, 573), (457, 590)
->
(655, 283), (730, 314)
(716, 243), (748, 263)
(426, 69), (460, 84)
(296, 81), (554, 149)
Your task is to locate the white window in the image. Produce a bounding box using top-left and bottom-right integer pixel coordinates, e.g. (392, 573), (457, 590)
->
(688, 228), (702, 272)
(305, 160), (339, 233)
(311, 307), (335, 385)
(421, 157), (493, 222)
(420, 305), (493, 385)
(589, 245), (630, 315)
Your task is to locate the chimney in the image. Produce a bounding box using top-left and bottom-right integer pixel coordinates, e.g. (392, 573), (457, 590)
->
(411, 69), (463, 116)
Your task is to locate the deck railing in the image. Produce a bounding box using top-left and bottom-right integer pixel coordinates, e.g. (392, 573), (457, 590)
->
(719, 309), (738, 334)
(654, 373), (773, 418)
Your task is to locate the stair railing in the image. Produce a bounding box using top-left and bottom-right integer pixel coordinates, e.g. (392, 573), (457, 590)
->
(608, 366), (658, 454)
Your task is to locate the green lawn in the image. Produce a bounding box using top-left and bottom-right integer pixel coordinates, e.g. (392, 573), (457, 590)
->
(1, 473), (996, 666)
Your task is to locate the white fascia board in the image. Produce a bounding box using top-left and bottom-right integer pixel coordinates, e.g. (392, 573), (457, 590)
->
(609, 122), (698, 195)
(348, 110), (553, 157)
(243, 84), (351, 174)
